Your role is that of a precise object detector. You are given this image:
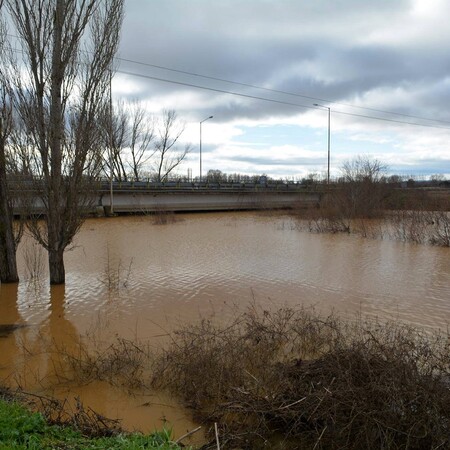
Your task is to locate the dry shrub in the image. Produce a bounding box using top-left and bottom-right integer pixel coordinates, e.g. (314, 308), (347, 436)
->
(151, 308), (450, 449)
(0, 387), (121, 437)
(22, 241), (45, 281)
(351, 218), (385, 239)
(297, 198), (449, 247)
(58, 337), (152, 391)
(383, 190), (450, 247)
(302, 202), (351, 234)
(152, 209), (177, 225)
(389, 210), (450, 247)
(429, 211), (450, 246)
(34, 395), (122, 437)
(0, 385), (16, 402)
(388, 210), (430, 244)
(387, 188), (450, 212)
(299, 188), (386, 235)
(101, 246), (133, 292)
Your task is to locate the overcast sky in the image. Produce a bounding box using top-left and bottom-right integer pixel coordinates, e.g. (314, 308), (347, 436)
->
(114, 0), (450, 180)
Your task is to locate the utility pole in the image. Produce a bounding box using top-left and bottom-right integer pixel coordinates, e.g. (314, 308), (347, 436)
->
(109, 68), (114, 214)
(199, 115), (213, 182)
(314, 104), (331, 184)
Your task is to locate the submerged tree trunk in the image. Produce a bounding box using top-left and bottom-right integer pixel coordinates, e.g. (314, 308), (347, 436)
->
(48, 247), (65, 285)
(0, 200), (18, 283)
(0, 118), (19, 283)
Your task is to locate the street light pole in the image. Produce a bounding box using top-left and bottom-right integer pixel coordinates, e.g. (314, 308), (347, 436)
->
(314, 104), (331, 184)
(199, 115), (213, 182)
(109, 67), (114, 214)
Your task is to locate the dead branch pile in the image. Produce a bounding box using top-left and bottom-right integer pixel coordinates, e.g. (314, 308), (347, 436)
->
(151, 308), (450, 449)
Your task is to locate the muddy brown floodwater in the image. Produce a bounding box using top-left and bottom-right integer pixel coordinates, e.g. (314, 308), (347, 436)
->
(0, 212), (449, 441)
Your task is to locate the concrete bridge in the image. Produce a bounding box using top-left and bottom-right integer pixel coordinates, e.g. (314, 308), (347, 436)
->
(16, 179), (449, 215)
(10, 180), (322, 215)
(98, 181), (321, 214)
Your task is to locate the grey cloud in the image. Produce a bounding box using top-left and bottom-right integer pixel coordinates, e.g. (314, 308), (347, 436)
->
(228, 154), (322, 167)
(118, 1), (450, 125)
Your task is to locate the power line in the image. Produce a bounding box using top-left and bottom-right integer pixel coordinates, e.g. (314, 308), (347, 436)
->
(116, 56), (450, 126)
(7, 31), (450, 129)
(116, 69), (450, 131)
(116, 68), (315, 108)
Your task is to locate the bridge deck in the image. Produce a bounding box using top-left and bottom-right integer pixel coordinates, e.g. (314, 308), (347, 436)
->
(99, 188), (320, 214)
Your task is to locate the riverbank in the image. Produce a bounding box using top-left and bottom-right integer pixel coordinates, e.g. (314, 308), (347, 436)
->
(1, 306), (449, 449)
(1, 212), (449, 444)
(0, 389), (188, 449)
(150, 307), (450, 449)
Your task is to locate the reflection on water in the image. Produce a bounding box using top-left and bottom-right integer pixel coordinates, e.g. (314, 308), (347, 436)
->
(0, 212), (449, 435)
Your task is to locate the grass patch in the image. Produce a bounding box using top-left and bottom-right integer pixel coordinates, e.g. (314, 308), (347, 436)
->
(0, 393), (187, 450)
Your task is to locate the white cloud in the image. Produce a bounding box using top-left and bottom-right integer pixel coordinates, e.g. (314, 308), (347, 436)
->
(114, 0), (450, 179)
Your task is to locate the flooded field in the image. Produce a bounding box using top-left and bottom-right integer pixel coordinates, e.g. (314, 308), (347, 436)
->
(0, 211), (449, 439)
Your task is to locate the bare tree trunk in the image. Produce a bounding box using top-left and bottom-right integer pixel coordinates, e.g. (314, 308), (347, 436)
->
(46, 0), (65, 284)
(0, 118), (19, 283)
(48, 246), (65, 285)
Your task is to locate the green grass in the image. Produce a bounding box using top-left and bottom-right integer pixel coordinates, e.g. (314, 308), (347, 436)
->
(0, 398), (188, 449)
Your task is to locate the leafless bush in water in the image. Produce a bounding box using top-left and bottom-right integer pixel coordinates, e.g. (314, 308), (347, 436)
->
(151, 307), (450, 450)
(302, 204), (351, 234)
(296, 203), (449, 247)
(101, 246), (133, 292)
(297, 206), (386, 239)
(55, 336), (152, 391)
(292, 155), (450, 247)
(351, 217), (385, 239)
(429, 211), (450, 247)
(149, 204), (179, 225)
(22, 241), (45, 281)
(152, 210), (177, 225)
(388, 210), (430, 244)
(389, 210), (450, 246)
(135, 202), (179, 224)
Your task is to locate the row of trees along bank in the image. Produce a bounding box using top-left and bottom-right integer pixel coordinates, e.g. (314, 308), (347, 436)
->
(0, 0), (124, 284)
(0, 1), (195, 285)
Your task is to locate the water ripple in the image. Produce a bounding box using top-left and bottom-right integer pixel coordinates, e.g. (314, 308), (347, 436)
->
(3, 212), (449, 332)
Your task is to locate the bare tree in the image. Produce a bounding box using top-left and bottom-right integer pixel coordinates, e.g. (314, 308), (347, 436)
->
(0, 1), (21, 283)
(104, 107), (187, 183)
(128, 102), (155, 181)
(341, 155), (387, 184)
(153, 109), (191, 182)
(207, 169), (227, 183)
(6, 0), (124, 284)
(101, 99), (129, 182)
(339, 155), (388, 218)
(0, 80), (20, 283)
(102, 100), (155, 182)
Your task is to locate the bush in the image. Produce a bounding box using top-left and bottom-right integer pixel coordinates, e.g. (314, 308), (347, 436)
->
(151, 308), (450, 449)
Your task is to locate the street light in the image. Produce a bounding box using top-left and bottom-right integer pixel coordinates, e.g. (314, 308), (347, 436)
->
(314, 104), (331, 185)
(199, 115), (213, 182)
(109, 67), (114, 214)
